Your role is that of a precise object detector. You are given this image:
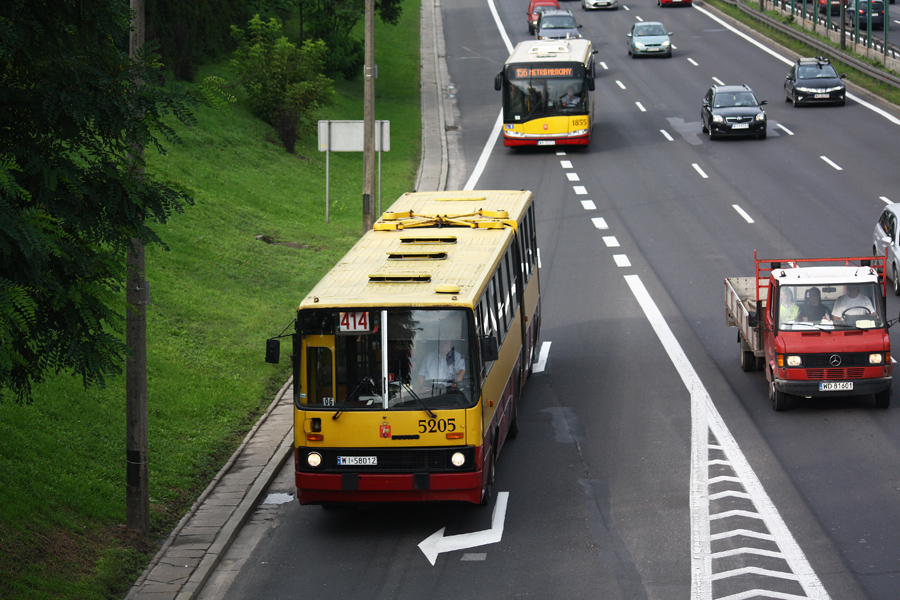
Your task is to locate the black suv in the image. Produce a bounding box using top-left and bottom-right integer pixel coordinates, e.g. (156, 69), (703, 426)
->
(784, 57), (846, 107)
(701, 84), (767, 140)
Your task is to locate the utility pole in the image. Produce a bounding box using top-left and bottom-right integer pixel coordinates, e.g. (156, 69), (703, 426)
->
(126, 0), (150, 538)
(362, 0), (376, 231)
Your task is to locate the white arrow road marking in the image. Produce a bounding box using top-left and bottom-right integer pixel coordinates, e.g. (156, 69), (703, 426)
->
(418, 492), (509, 565)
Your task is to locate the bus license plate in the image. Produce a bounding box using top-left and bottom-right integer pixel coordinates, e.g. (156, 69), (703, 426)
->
(819, 382), (853, 391)
(537, 140), (556, 146)
(338, 456), (377, 466)
(732, 123), (749, 129)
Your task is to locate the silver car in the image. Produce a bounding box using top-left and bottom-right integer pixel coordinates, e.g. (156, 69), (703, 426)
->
(583, 0), (618, 10)
(873, 203), (900, 295)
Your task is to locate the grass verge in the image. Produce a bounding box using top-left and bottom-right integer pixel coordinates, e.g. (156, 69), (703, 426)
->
(0, 1), (422, 598)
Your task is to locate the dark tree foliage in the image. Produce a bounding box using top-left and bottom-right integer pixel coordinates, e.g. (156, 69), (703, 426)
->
(147, 0), (252, 81)
(297, 0), (403, 79)
(0, 0), (227, 401)
(146, 0), (300, 81)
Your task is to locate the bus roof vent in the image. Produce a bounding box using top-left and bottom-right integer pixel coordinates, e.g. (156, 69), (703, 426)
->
(399, 236), (458, 245)
(368, 273), (432, 283)
(387, 252), (448, 261)
(435, 196), (487, 202)
(434, 285), (460, 294)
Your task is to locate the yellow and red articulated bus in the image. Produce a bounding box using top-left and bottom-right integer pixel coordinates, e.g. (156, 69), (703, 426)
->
(266, 190), (541, 505)
(494, 39), (596, 147)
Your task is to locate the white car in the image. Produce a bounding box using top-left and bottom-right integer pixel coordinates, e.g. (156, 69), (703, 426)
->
(873, 203), (900, 295)
(583, 0), (618, 10)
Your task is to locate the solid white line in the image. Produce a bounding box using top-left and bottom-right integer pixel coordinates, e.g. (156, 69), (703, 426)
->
(574, 186), (587, 194)
(712, 76), (724, 85)
(592, 217), (608, 229)
(688, 58), (699, 66)
(820, 156), (843, 170)
(533, 341), (551, 373)
(581, 200), (596, 210)
(693, 164), (709, 178)
(464, 111), (502, 191)
(566, 172), (580, 181)
(623, 275), (830, 600)
(661, 129), (674, 141)
(603, 236), (620, 247)
(636, 101), (646, 112)
(733, 205), (755, 223)
(616, 80), (627, 89)
(613, 254), (631, 267)
(561, 160), (573, 169)
(777, 123), (795, 135)
(881, 196), (892, 204)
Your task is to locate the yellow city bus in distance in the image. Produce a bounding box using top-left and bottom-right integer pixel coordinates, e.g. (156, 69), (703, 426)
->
(266, 190), (541, 505)
(494, 39), (596, 147)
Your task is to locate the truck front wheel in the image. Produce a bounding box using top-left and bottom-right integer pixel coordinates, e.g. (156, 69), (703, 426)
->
(769, 379), (792, 411)
(875, 387), (891, 408)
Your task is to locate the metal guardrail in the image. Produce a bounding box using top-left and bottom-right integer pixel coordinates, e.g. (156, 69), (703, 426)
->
(716, 0), (900, 90)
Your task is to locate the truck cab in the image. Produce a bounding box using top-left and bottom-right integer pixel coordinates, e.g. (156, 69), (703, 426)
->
(765, 265), (891, 409)
(725, 254), (893, 410)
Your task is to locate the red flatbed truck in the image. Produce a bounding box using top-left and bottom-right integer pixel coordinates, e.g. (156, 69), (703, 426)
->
(725, 252), (893, 410)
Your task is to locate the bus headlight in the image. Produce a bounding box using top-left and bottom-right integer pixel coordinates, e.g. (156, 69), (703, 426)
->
(786, 355), (802, 367)
(451, 452), (466, 467)
(307, 452), (323, 468)
(869, 353), (884, 365)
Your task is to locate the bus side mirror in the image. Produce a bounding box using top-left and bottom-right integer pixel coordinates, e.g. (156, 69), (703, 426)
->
(494, 73), (502, 91)
(480, 336), (499, 362)
(266, 338), (281, 364)
(588, 78), (595, 91)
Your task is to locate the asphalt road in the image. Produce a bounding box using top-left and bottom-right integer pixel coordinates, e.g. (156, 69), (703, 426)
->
(198, 1), (900, 598)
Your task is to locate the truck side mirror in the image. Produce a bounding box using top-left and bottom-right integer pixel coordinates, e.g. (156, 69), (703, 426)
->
(748, 312), (758, 327)
(265, 338), (280, 364)
(480, 335), (499, 362)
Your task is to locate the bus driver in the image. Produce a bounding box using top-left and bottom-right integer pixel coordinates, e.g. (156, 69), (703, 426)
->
(417, 340), (466, 392)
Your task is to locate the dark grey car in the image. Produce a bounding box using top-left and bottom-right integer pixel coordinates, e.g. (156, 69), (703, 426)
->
(701, 84), (767, 140)
(784, 57), (846, 106)
(845, 0), (885, 29)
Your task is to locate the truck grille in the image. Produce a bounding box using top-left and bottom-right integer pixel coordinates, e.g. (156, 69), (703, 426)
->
(806, 368), (866, 380)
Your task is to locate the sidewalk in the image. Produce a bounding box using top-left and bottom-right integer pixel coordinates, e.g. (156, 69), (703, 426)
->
(124, 1), (451, 598)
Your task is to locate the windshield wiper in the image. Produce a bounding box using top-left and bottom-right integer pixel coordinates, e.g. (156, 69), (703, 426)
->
(400, 383), (437, 418)
(332, 375), (377, 420)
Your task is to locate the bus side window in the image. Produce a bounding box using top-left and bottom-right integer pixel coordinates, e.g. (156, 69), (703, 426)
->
(306, 346), (335, 406)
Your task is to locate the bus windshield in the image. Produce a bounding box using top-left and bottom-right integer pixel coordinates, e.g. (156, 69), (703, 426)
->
(504, 64), (587, 121)
(301, 308), (477, 411)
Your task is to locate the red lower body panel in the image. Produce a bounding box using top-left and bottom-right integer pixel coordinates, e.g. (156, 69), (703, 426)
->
(296, 470), (483, 504)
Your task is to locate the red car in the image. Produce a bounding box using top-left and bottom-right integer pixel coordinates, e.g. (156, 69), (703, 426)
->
(658, 0), (692, 6)
(527, 0), (561, 34)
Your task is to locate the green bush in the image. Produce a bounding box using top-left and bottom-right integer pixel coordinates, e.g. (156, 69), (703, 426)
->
(230, 14), (335, 152)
